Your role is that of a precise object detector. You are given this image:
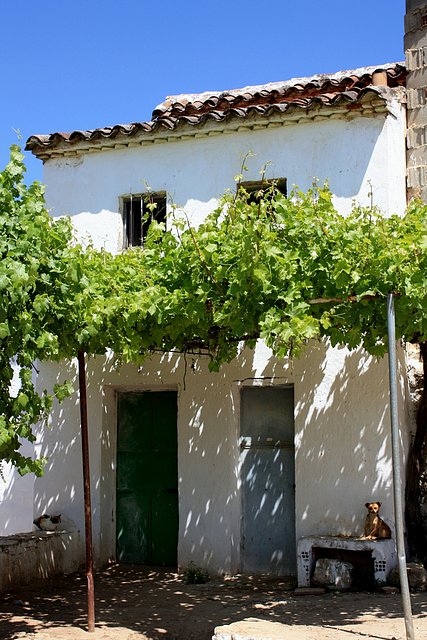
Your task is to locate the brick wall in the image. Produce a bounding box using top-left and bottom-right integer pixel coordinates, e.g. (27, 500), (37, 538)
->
(405, 1), (427, 200)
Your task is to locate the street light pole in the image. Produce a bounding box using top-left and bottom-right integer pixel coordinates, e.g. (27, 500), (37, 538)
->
(386, 293), (415, 640)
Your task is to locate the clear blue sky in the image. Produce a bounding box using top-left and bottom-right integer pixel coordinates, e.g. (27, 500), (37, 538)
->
(0, 1), (404, 185)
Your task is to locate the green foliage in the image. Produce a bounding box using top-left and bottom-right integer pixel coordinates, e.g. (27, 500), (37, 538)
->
(123, 181), (427, 365)
(0, 146), (161, 475)
(0, 146), (85, 475)
(2, 145), (427, 476)
(181, 562), (210, 584)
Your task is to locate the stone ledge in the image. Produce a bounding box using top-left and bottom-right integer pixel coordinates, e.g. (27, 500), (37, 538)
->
(213, 618), (293, 640)
(0, 530), (69, 544)
(0, 530), (84, 591)
(297, 536), (397, 587)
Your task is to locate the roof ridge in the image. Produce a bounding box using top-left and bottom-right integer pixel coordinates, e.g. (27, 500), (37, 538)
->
(154, 62), (405, 114)
(25, 62), (406, 159)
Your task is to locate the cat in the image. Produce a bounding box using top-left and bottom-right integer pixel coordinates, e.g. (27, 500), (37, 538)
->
(33, 513), (62, 531)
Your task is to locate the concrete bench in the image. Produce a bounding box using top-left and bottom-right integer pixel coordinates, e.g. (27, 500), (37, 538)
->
(297, 535), (397, 587)
(0, 530), (83, 591)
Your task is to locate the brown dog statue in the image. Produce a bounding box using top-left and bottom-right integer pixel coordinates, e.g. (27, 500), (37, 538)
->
(363, 502), (391, 539)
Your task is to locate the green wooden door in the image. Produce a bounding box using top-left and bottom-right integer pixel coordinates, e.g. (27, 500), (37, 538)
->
(116, 391), (178, 565)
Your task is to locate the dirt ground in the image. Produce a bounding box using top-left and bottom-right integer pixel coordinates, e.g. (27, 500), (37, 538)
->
(0, 565), (426, 640)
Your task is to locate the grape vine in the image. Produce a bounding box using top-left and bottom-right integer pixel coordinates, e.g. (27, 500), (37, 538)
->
(1, 146), (427, 556)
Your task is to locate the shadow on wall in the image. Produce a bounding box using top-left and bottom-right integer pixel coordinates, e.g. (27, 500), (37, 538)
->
(32, 359), (84, 537)
(176, 356), (296, 576)
(6, 336), (404, 576)
(173, 341), (399, 575)
(0, 360), (36, 535)
(294, 342), (396, 538)
(0, 361), (84, 537)
(0, 444), (35, 535)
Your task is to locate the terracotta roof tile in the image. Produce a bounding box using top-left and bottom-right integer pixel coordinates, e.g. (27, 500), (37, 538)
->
(26, 63), (406, 158)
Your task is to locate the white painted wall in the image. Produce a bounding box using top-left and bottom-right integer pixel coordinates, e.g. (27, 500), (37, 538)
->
(0, 451), (34, 535)
(33, 340), (409, 574)
(43, 106), (407, 254)
(0, 361), (34, 535)
(2, 104), (411, 575)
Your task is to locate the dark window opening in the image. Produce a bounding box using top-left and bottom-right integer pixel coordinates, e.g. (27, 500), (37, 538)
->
(239, 178), (287, 204)
(123, 192), (167, 248)
(312, 547), (375, 590)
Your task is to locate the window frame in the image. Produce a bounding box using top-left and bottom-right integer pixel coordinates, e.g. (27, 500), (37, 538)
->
(238, 178), (287, 203)
(121, 191), (167, 249)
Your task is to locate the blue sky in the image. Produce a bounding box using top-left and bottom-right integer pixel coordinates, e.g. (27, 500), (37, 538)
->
(0, 1), (404, 185)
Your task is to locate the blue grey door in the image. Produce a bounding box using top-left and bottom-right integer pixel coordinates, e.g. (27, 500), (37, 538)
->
(240, 386), (296, 575)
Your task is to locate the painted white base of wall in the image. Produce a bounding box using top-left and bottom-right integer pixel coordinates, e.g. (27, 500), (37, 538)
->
(0, 530), (84, 591)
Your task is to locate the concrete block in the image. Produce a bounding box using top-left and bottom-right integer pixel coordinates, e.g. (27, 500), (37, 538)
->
(407, 164), (427, 188)
(405, 12), (419, 34)
(405, 30), (427, 52)
(407, 144), (427, 167)
(407, 104), (427, 128)
(407, 125), (427, 148)
(408, 87), (427, 109)
(407, 0), (427, 10)
(406, 48), (424, 71)
(406, 66), (427, 90)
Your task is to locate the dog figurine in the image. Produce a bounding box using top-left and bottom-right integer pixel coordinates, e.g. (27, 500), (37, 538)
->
(363, 502), (391, 539)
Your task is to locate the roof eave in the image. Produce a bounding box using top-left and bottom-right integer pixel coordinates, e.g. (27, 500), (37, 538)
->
(26, 89), (398, 162)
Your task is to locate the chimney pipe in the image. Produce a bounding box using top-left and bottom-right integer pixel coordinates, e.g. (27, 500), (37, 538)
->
(372, 70), (388, 87)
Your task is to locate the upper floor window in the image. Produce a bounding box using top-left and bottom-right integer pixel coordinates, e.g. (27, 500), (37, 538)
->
(239, 178), (287, 203)
(122, 192), (167, 248)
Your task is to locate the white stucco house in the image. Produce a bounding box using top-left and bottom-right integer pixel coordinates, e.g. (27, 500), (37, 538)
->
(1, 62), (414, 581)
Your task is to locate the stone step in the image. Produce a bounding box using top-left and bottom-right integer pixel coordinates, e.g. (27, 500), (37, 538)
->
(213, 618), (301, 640)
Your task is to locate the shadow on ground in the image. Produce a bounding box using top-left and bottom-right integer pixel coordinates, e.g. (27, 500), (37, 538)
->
(1, 564), (427, 640)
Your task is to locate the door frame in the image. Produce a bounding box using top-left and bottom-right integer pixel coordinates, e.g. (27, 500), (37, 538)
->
(100, 384), (179, 564)
(232, 379), (296, 575)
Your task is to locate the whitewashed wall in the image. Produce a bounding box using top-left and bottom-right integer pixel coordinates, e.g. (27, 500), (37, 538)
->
(33, 340), (409, 573)
(43, 104), (407, 254)
(0, 362), (34, 535)
(0, 449), (34, 535)
(2, 104), (411, 573)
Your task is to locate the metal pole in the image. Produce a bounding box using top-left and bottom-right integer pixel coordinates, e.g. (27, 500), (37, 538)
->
(386, 294), (415, 640)
(78, 349), (96, 633)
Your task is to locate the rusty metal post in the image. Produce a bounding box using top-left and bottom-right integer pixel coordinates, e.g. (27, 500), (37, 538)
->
(78, 349), (95, 632)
